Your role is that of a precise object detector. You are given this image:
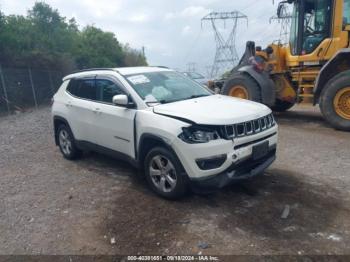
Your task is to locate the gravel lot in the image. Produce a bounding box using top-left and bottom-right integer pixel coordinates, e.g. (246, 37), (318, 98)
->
(0, 105), (350, 255)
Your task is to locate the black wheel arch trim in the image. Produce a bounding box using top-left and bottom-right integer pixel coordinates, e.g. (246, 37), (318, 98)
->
(137, 133), (187, 176)
(237, 65), (276, 107)
(53, 116), (72, 146)
(137, 133), (173, 159)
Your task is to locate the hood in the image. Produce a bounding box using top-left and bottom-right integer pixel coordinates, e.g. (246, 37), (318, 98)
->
(153, 95), (271, 125)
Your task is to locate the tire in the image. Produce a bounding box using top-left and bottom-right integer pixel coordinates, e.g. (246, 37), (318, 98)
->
(144, 147), (188, 200)
(319, 71), (350, 131)
(221, 72), (262, 102)
(57, 124), (82, 160)
(271, 99), (295, 112)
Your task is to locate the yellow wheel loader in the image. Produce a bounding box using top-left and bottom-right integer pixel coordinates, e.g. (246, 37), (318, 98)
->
(220, 0), (350, 131)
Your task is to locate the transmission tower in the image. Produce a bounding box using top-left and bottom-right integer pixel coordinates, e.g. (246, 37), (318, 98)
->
(270, 5), (292, 45)
(187, 62), (196, 72)
(201, 11), (248, 79)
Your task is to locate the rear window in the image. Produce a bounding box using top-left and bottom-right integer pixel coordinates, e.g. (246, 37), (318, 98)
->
(67, 78), (97, 100)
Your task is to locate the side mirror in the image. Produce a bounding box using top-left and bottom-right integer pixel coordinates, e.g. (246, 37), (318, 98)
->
(112, 94), (136, 109)
(113, 94), (129, 107)
(277, 0), (293, 18)
(277, 3), (284, 18)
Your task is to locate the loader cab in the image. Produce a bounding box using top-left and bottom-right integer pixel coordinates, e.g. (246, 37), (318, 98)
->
(286, 0), (333, 56)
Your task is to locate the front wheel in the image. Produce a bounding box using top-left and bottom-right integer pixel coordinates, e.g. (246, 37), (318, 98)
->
(144, 147), (188, 200)
(320, 71), (350, 131)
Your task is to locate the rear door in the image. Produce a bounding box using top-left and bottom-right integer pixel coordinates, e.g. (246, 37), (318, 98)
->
(92, 76), (136, 158)
(65, 77), (98, 143)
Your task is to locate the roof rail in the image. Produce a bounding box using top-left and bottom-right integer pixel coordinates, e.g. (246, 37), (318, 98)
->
(71, 68), (116, 74)
(153, 66), (169, 69)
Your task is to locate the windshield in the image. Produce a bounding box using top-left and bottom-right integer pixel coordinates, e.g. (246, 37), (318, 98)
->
(302, 0), (331, 54)
(290, 2), (299, 55)
(343, 0), (350, 27)
(125, 71), (211, 105)
(289, 0), (332, 55)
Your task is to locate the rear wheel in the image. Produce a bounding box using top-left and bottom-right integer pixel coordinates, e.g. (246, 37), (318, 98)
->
(271, 99), (295, 112)
(222, 73), (262, 102)
(320, 71), (350, 131)
(57, 125), (82, 160)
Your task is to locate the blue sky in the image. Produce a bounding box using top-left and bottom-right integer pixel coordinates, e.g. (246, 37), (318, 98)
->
(0, 0), (282, 76)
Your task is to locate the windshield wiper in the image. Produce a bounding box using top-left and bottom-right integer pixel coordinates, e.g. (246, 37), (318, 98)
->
(158, 95), (210, 104)
(159, 99), (181, 104)
(188, 94), (210, 99)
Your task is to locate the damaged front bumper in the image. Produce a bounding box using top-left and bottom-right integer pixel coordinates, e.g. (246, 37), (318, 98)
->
(189, 146), (276, 192)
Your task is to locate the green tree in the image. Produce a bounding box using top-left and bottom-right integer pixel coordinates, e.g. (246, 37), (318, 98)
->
(28, 2), (77, 54)
(0, 15), (33, 60)
(0, 2), (147, 70)
(75, 26), (124, 68)
(123, 44), (147, 67)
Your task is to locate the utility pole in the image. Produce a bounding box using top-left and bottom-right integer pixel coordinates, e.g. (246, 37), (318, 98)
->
(205, 65), (212, 78)
(201, 11), (248, 79)
(187, 62), (196, 72)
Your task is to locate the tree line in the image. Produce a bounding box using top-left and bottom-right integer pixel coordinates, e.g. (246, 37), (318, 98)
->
(0, 2), (147, 73)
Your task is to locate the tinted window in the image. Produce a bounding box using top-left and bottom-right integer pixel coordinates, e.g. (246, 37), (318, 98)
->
(302, 0), (332, 54)
(66, 79), (78, 95)
(67, 79), (97, 100)
(344, 0), (350, 26)
(96, 79), (124, 103)
(290, 2), (300, 55)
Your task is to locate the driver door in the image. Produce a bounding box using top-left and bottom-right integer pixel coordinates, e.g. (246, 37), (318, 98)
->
(91, 76), (136, 158)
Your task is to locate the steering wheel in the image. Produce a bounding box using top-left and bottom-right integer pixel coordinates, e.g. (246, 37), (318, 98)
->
(306, 26), (315, 35)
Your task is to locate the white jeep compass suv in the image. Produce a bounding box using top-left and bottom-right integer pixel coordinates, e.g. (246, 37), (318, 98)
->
(52, 67), (278, 199)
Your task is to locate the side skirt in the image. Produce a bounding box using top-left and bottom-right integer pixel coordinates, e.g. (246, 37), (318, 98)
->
(75, 140), (139, 169)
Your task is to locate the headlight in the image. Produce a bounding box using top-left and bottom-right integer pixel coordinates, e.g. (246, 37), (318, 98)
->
(179, 126), (221, 144)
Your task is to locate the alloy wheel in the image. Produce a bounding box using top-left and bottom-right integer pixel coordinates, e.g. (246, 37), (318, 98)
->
(59, 129), (72, 156)
(149, 155), (177, 193)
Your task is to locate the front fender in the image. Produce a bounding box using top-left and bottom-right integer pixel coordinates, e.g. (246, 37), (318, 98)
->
(238, 66), (276, 107)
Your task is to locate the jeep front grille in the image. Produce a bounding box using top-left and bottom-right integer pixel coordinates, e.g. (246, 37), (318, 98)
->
(224, 113), (275, 139)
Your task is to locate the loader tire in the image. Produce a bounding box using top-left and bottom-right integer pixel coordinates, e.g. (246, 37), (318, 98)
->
(319, 71), (350, 131)
(271, 99), (295, 112)
(222, 73), (262, 102)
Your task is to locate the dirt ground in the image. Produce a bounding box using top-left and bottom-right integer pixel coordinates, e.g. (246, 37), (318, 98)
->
(0, 105), (349, 256)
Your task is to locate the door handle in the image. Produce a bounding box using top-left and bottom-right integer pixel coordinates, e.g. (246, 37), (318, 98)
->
(92, 108), (101, 113)
(65, 101), (73, 107)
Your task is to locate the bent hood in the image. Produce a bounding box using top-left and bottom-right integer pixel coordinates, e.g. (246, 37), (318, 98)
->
(153, 95), (271, 125)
